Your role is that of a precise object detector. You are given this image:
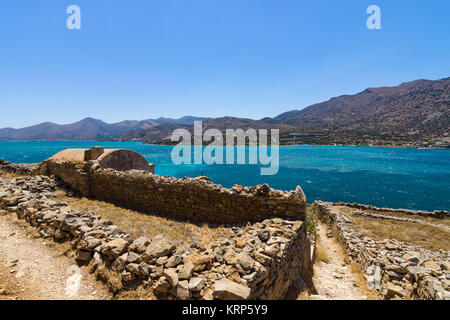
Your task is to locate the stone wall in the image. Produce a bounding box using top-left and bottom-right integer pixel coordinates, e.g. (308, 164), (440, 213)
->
(0, 174), (312, 300)
(313, 201), (450, 300)
(0, 159), (37, 175)
(36, 160), (307, 224)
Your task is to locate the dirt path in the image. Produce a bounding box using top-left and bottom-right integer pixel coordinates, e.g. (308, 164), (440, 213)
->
(0, 212), (112, 300)
(309, 222), (374, 300)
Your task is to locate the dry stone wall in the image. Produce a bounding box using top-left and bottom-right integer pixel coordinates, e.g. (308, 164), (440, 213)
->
(0, 174), (311, 300)
(0, 159), (37, 176)
(313, 201), (450, 300)
(36, 160), (307, 224)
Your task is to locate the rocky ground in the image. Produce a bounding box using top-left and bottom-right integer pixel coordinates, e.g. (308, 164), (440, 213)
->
(309, 223), (376, 300)
(314, 202), (450, 300)
(0, 213), (111, 300)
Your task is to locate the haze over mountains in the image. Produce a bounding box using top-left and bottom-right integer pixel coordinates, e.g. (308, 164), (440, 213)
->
(1, 78), (449, 141)
(0, 116), (213, 141)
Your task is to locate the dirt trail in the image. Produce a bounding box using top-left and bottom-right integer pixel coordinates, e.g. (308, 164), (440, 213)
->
(309, 222), (374, 300)
(0, 212), (112, 300)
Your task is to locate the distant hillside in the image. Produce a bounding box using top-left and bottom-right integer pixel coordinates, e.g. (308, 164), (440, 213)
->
(276, 78), (450, 135)
(0, 116), (212, 141)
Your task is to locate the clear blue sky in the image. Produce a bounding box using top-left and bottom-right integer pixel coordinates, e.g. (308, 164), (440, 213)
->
(1, 0), (449, 128)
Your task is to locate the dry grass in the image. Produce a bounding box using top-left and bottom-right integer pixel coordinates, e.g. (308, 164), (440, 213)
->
(347, 260), (380, 300)
(58, 192), (230, 247)
(346, 213), (450, 251)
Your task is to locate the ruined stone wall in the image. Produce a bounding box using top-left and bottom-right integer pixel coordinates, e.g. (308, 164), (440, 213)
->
(313, 201), (449, 300)
(37, 160), (307, 224)
(0, 175), (312, 300)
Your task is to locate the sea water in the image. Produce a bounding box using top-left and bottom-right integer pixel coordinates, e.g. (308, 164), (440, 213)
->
(0, 141), (449, 212)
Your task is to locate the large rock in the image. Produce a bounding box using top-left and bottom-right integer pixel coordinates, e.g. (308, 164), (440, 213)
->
(213, 278), (251, 300)
(103, 238), (129, 259)
(142, 235), (176, 262)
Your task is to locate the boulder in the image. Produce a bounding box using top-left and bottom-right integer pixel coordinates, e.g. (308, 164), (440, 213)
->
(142, 236), (175, 262)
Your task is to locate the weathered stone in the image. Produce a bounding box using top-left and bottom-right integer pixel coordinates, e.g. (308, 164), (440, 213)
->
(262, 243), (280, 258)
(183, 254), (212, 271)
(138, 262), (151, 277)
(121, 271), (135, 282)
(103, 238), (129, 259)
(236, 253), (254, 271)
(253, 252), (272, 266)
(223, 251), (237, 265)
(213, 278), (251, 300)
(75, 249), (92, 262)
(178, 261), (195, 280)
(126, 251), (141, 264)
(166, 254), (183, 268)
(153, 276), (171, 294)
(384, 282), (406, 299)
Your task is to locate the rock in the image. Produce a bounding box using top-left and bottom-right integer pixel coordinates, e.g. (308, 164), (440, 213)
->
(213, 278), (251, 300)
(223, 251), (237, 265)
(153, 276), (170, 294)
(121, 271), (135, 282)
(385, 264), (406, 274)
(257, 229), (270, 242)
(406, 266), (431, 281)
(138, 262), (151, 277)
(126, 263), (140, 274)
(189, 277), (206, 292)
(132, 236), (150, 253)
(175, 280), (191, 300)
(75, 249), (92, 262)
(178, 261), (195, 280)
(142, 235), (175, 262)
(253, 252), (271, 266)
(166, 254), (183, 268)
(236, 253), (254, 271)
(422, 260), (440, 272)
(183, 254), (212, 271)
(126, 251), (141, 264)
(385, 243), (400, 251)
(386, 270), (403, 280)
(111, 250), (127, 268)
(163, 268), (178, 287)
(156, 256), (169, 266)
(262, 243), (280, 258)
(384, 282), (406, 299)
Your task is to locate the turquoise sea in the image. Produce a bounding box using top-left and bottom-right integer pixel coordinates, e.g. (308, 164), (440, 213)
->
(0, 141), (449, 212)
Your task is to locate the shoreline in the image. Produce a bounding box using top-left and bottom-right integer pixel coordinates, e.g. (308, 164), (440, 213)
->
(1, 140), (449, 150)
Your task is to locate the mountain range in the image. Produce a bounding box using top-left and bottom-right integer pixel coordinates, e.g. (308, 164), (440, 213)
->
(0, 77), (448, 142)
(0, 116), (212, 141)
